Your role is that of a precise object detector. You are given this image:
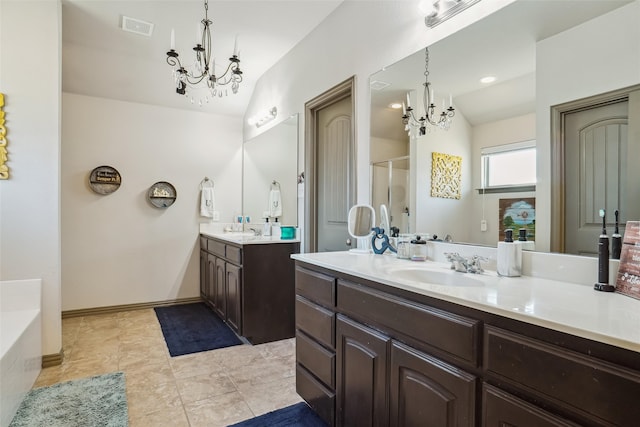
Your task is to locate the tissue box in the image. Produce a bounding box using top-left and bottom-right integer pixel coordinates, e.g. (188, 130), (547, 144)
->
(280, 226), (296, 240)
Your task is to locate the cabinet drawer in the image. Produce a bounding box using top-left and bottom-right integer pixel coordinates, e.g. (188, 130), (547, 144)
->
(484, 326), (640, 426)
(296, 331), (335, 388)
(482, 384), (578, 427)
(226, 245), (242, 265)
(295, 266), (336, 308)
(297, 364), (335, 427)
(207, 239), (225, 257)
(337, 280), (480, 365)
(296, 296), (335, 349)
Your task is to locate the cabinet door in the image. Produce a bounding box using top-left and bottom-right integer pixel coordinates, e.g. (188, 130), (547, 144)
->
(336, 314), (389, 427)
(482, 384), (579, 427)
(390, 341), (476, 427)
(226, 262), (242, 334)
(212, 255), (226, 319)
(207, 253), (216, 306)
(200, 250), (207, 297)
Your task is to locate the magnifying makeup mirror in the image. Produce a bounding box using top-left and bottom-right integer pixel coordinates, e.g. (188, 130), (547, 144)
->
(347, 204), (376, 253)
(379, 204), (390, 233)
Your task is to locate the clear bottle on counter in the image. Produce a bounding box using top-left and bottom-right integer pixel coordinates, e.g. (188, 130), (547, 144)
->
(396, 234), (412, 259)
(410, 236), (428, 261)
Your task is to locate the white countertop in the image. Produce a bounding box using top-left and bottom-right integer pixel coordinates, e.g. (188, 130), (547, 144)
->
(292, 251), (640, 353)
(201, 230), (300, 245)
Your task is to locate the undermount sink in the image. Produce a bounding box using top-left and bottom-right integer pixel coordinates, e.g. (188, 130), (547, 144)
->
(389, 267), (484, 287)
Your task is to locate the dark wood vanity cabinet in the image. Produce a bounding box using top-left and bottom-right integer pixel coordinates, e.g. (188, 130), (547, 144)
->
(199, 234), (299, 344)
(294, 260), (640, 427)
(336, 315), (389, 427)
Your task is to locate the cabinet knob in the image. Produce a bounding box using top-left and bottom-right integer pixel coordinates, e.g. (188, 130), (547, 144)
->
(346, 238), (352, 247)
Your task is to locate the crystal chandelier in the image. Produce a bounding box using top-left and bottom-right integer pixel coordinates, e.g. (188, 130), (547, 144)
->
(402, 47), (455, 136)
(166, 0), (243, 102)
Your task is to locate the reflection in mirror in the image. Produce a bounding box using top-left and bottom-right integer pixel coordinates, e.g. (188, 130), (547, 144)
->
(371, 156), (410, 234)
(348, 204), (375, 253)
(370, 0), (637, 253)
(243, 114), (298, 228)
(379, 204), (390, 235)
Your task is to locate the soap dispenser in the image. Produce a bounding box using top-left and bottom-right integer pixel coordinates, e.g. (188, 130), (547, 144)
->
(262, 218), (271, 237)
(497, 229), (522, 277)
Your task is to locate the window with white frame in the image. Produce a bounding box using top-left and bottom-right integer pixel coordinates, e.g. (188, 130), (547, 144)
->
(480, 140), (536, 193)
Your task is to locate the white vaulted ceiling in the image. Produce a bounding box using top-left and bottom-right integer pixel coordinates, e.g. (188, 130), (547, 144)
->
(62, 0), (343, 117)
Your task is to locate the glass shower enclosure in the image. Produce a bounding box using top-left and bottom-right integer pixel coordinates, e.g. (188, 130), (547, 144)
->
(371, 156), (410, 234)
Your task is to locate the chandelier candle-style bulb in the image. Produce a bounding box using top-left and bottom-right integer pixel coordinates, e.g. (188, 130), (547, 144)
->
(401, 47), (455, 136)
(166, 0), (243, 100)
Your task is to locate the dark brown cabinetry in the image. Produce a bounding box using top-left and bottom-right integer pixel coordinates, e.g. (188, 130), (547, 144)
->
(336, 315), (389, 427)
(295, 260), (640, 427)
(200, 234), (299, 344)
(390, 341), (476, 427)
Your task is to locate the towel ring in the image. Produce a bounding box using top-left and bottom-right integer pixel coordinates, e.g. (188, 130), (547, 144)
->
(271, 180), (281, 190)
(200, 177), (214, 190)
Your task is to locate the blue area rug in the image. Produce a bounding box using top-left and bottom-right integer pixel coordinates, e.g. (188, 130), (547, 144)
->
(228, 402), (327, 427)
(9, 372), (128, 427)
(154, 302), (242, 357)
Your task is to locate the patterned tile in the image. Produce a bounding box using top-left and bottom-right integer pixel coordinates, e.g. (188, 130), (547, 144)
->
(43, 308), (301, 426)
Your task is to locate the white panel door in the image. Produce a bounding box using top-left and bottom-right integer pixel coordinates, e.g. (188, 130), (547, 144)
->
(317, 96), (353, 252)
(565, 100), (628, 255)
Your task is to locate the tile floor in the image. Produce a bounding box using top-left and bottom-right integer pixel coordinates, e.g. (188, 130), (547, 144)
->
(34, 307), (302, 427)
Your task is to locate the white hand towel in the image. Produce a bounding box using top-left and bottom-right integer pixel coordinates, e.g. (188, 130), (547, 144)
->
(200, 187), (215, 218)
(269, 189), (282, 218)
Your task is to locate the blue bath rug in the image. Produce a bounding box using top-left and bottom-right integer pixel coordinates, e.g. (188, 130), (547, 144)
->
(228, 402), (327, 427)
(9, 372), (128, 427)
(154, 302), (242, 357)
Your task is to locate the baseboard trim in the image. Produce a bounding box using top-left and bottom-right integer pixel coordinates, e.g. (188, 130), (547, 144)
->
(42, 349), (64, 368)
(61, 296), (203, 319)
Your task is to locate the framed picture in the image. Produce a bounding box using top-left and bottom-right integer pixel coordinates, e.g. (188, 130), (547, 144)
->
(615, 221), (640, 300)
(498, 198), (535, 241)
(431, 152), (461, 199)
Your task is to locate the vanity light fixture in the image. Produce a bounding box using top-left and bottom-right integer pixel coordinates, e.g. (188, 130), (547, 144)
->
(401, 47), (455, 136)
(166, 0), (243, 103)
(424, 0), (482, 28)
(248, 107), (278, 128)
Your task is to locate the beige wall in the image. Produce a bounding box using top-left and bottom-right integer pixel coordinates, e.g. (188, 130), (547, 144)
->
(413, 110), (473, 241)
(0, 0), (62, 356)
(61, 93), (242, 310)
(536, 1), (640, 252)
(469, 113), (536, 246)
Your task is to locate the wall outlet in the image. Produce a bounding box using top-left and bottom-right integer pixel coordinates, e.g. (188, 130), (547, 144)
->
(480, 220), (487, 232)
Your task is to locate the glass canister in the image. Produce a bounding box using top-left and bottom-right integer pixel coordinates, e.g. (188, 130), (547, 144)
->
(396, 234), (412, 259)
(410, 236), (427, 261)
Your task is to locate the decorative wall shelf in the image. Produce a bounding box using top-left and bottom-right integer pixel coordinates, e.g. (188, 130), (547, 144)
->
(148, 181), (177, 208)
(89, 166), (121, 195)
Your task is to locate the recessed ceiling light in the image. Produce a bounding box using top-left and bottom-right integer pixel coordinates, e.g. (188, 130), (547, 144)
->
(389, 103), (402, 109)
(480, 76), (496, 84)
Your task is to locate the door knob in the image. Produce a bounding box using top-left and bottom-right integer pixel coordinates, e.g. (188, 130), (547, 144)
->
(346, 238), (352, 247)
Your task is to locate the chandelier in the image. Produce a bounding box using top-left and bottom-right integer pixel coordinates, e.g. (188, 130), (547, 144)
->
(402, 47), (455, 136)
(166, 0), (243, 101)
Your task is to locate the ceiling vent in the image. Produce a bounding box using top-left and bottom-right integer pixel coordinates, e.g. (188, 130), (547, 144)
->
(370, 80), (391, 91)
(121, 16), (154, 37)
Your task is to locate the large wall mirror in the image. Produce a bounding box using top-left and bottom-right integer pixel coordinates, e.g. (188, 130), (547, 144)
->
(243, 114), (299, 227)
(370, 0), (639, 254)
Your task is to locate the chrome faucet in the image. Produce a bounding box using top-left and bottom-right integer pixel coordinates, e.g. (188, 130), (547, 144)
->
(249, 227), (262, 236)
(444, 252), (486, 274)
